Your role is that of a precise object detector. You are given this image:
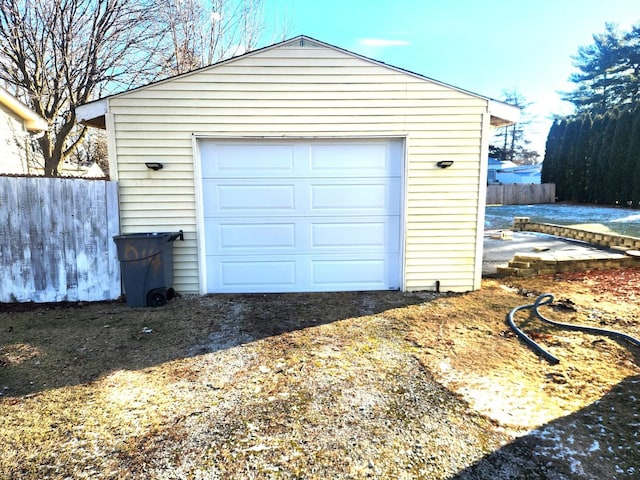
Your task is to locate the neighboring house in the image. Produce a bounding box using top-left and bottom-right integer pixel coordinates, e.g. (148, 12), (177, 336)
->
(23, 159), (107, 178)
(488, 157), (541, 184)
(77, 35), (519, 294)
(0, 86), (47, 174)
(0, 86), (105, 177)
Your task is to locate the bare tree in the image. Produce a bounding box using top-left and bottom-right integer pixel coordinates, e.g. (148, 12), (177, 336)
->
(491, 89), (540, 165)
(158, 0), (267, 75)
(0, 0), (163, 176)
(0, 0), (285, 176)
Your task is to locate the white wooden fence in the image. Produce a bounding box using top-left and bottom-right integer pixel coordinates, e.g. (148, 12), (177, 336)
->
(0, 177), (120, 302)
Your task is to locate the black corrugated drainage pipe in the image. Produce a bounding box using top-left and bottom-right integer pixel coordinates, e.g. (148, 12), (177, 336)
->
(507, 293), (640, 365)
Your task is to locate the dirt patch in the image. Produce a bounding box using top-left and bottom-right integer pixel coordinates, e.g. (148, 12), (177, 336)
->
(1, 269), (639, 479)
(405, 273), (640, 429)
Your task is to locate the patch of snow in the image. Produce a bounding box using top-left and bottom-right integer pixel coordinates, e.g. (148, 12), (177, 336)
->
(611, 213), (640, 222)
(486, 204), (640, 237)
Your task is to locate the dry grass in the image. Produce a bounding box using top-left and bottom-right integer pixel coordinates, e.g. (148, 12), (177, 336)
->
(1, 270), (639, 479)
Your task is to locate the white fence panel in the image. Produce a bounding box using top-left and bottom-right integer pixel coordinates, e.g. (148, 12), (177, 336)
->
(0, 177), (120, 302)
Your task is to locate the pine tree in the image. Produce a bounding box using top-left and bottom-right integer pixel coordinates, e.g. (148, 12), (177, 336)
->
(563, 24), (625, 114)
(547, 22), (640, 206)
(620, 25), (640, 105)
(562, 23), (640, 115)
(625, 108), (640, 206)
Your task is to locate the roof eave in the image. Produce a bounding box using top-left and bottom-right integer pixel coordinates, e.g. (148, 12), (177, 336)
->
(76, 98), (108, 129)
(489, 100), (520, 127)
(0, 86), (48, 131)
(75, 36), (523, 130)
(23, 115), (48, 131)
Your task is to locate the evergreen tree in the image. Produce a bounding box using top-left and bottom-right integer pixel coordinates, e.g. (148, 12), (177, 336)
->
(572, 114), (594, 202)
(632, 161), (640, 207)
(625, 108), (640, 206)
(597, 110), (619, 204)
(609, 109), (634, 204)
(563, 23), (640, 114)
(620, 25), (640, 105)
(556, 119), (581, 201)
(585, 114), (605, 203)
(544, 22), (640, 206)
(563, 24), (625, 114)
(541, 119), (564, 184)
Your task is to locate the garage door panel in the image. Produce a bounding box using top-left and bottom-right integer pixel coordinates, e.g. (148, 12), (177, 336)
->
(204, 179), (401, 217)
(205, 219), (298, 254)
(201, 140), (401, 178)
(309, 142), (391, 175)
(203, 181), (296, 214)
(218, 222), (296, 249)
(200, 142), (296, 177)
(217, 184), (295, 211)
(312, 256), (399, 288)
(311, 218), (400, 251)
(208, 254), (400, 293)
(217, 260), (297, 289)
(310, 181), (400, 213)
(207, 217), (398, 254)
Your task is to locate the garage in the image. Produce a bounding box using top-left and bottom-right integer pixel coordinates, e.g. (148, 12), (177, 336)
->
(76, 35), (520, 295)
(198, 138), (403, 293)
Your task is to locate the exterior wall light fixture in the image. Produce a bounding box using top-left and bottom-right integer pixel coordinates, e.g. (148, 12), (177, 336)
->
(145, 162), (163, 171)
(436, 160), (454, 168)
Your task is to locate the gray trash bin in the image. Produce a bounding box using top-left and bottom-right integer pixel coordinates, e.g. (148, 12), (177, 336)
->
(113, 231), (183, 307)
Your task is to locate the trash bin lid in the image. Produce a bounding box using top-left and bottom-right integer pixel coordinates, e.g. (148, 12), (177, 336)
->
(113, 231), (183, 242)
(113, 232), (171, 240)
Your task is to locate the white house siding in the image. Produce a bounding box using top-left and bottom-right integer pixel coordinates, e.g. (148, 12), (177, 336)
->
(0, 103), (29, 174)
(108, 40), (489, 293)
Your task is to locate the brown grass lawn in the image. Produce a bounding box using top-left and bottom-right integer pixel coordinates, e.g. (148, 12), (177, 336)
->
(1, 269), (639, 479)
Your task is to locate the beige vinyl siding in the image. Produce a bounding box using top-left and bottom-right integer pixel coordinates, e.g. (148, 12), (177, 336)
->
(0, 104), (28, 174)
(110, 41), (489, 293)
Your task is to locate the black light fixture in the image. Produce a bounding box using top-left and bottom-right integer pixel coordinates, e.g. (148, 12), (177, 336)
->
(436, 160), (454, 169)
(145, 162), (163, 171)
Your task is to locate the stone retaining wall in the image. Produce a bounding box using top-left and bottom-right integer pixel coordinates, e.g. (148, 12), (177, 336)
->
(495, 217), (639, 277)
(512, 217), (640, 251)
(496, 252), (637, 277)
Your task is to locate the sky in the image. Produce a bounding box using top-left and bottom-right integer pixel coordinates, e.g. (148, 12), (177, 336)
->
(262, 0), (640, 156)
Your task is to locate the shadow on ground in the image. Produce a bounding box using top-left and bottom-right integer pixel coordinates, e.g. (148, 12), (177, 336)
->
(451, 375), (640, 479)
(0, 290), (438, 397)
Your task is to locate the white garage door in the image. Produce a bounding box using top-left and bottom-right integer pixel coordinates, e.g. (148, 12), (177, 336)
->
(199, 138), (403, 293)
